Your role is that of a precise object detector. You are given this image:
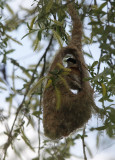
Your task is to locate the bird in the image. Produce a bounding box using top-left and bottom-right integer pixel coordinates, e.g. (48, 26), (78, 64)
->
(66, 57), (82, 90)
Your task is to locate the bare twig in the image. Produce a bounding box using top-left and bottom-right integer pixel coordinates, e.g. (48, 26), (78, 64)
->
(38, 93), (42, 160)
(3, 35), (53, 160)
(82, 127), (87, 160)
(37, 35), (53, 159)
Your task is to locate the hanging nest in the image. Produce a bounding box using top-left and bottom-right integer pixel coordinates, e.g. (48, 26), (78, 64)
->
(43, 47), (94, 140)
(42, 1), (95, 140)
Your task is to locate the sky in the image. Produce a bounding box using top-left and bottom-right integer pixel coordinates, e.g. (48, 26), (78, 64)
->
(0, 0), (115, 160)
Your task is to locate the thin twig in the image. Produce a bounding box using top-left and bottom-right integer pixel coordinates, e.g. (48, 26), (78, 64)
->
(3, 35), (53, 160)
(97, 49), (103, 74)
(38, 35), (53, 159)
(82, 127), (87, 160)
(38, 94), (41, 160)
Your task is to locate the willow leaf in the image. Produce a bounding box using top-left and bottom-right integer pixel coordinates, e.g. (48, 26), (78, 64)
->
(21, 30), (36, 39)
(30, 17), (36, 31)
(45, 79), (52, 89)
(57, 63), (71, 74)
(21, 129), (35, 152)
(59, 75), (69, 89)
(101, 83), (106, 96)
(6, 34), (22, 45)
(48, 18), (63, 26)
(10, 58), (31, 78)
(28, 76), (47, 96)
(6, 4), (14, 15)
(34, 36), (39, 51)
(46, 0), (53, 13)
(52, 30), (63, 47)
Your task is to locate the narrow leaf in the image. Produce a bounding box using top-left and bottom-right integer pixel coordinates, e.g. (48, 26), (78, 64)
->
(46, 0), (53, 13)
(21, 30), (36, 39)
(101, 83), (106, 96)
(34, 36), (39, 51)
(10, 58), (31, 78)
(5, 49), (15, 54)
(52, 29), (63, 47)
(21, 129), (35, 152)
(6, 4), (14, 15)
(88, 21), (103, 25)
(6, 34), (22, 45)
(0, 86), (7, 91)
(28, 76), (46, 96)
(37, 30), (42, 41)
(30, 17), (36, 30)
(48, 18), (63, 26)
(92, 61), (98, 68)
(98, 2), (107, 11)
(59, 75), (69, 89)
(45, 79), (52, 89)
(86, 143), (93, 158)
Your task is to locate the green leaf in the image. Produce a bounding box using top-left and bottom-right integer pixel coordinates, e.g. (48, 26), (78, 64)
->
(10, 58), (31, 78)
(52, 29), (63, 47)
(93, 26), (104, 35)
(6, 4), (14, 15)
(88, 21), (103, 25)
(0, 86), (7, 91)
(21, 129), (35, 152)
(6, 34), (22, 45)
(92, 61), (98, 68)
(83, 51), (93, 58)
(32, 157), (39, 160)
(45, 79), (52, 89)
(107, 98), (114, 102)
(106, 125), (115, 137)
(109, 108), (115, 123)
(96, 132), (100, 148)
(34, 36), (39, 51)
(98, 2), (107, 11)
(101, 83), (106, 96)
(21, 30), (36, 39)
(0, 4), (4, 9)
(46, 0), (53, 13)
(32, 111), (42, 117)
(106, 25), (115, 34)
(49, 18), (63, 26)
(30, 17), (36, 30)
(37, 30), (42, 41)
(83, 35), (92, 44)
(27, 76), (47, 96)
(90, 126), (107, 131)
(5, 49), (15, 54)
(86, 143), (93, 158)
(0, 78), (6, 84)
(59, 75), (69, 89)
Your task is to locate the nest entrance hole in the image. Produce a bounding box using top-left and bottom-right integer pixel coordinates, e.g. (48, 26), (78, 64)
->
(62, 54), (75, 68)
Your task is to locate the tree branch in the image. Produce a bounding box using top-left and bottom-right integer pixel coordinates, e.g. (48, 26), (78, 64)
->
(3, 35), (53, 160)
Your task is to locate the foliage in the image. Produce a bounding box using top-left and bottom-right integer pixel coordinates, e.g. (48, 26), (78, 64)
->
(0, 0), (115, 160)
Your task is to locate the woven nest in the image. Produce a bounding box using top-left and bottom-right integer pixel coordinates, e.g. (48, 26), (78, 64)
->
(43, 47), (94, 140)
(43, 88), (92, 139)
